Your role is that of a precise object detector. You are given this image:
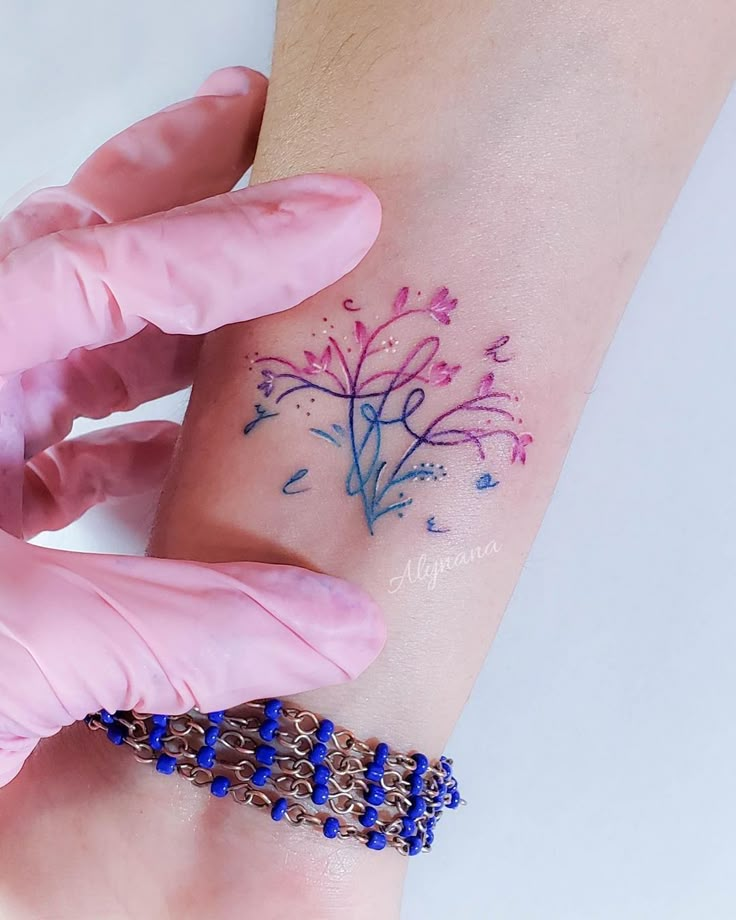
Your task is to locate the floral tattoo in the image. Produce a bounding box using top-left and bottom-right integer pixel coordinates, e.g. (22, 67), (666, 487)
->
(245, 286), (532, 535)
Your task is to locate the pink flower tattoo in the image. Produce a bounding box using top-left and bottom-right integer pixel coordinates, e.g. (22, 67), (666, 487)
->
(246, 287), (533, 534)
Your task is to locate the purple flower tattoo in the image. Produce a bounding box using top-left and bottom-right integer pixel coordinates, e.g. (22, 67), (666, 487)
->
(248, 286), (533, 534)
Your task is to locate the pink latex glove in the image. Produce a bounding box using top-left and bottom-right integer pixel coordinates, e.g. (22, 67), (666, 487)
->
(0, 67), (384, 788)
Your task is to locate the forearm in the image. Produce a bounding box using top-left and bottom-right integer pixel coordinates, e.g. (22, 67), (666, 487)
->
(152, 0), (735, 914)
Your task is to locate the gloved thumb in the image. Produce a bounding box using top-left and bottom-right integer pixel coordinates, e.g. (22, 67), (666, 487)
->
(0, 533), (384, 786)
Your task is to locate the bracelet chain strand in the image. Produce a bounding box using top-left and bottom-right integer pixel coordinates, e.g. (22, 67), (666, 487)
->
(85, 699), (463, 856)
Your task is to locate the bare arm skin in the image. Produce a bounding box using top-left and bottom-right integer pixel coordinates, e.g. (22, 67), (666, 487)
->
(148, 2), (735, 916)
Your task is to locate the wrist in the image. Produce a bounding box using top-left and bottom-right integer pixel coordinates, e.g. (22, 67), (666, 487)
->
(0, 723), (405, 920)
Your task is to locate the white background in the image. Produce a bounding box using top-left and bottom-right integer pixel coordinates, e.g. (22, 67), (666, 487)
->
(1, 4), (734, 918)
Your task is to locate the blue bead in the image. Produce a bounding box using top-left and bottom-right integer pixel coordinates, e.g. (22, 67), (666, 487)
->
(366, 831), (386, 851)
(151, 714), (168, 728)
(197, 745), (216, 769)
(308, 742), (328, 765)
(156, 754), (177, 775)
(412, 753), (429, 775)
(313, 764), (330, 785)
(311, 783), (330, 805)
(407, 796), (426, 820)
(251, 767), (271, 787)
(400, 817), (417, 839)
(149, 727), (166, 751)
(106, 723), (127, 745)
(210, 775), (231, 797)
(263, 699), (282, 720)
(271, 797), (289, 821)
(374, 742), (389, 764)
(359, 806), (378, 828)
(208, 711), (226, 724)
(426, 829), (435, 847)
(255, 744), (276, 765)
(407, 835), (423, 857)
(259, 718), (279, 741)
(323, 817), (340, 839)
(315, 719), (334, 743)
(434, 781), (447, 800)
(448, 789), (461, 809)
(408, 771), (423, 796)
(365, 784), (386, 806)
(440, 757), (453, 776)
(364, 761), (384, 782)
(100, 709), (115, 725)
(204, 726), (220, 746)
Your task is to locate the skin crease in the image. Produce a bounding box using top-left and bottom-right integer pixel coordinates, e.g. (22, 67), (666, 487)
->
(1, 6), (734, 920)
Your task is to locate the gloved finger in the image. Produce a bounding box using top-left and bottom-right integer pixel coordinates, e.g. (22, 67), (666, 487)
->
(0, 534), (385, 786)
(70, 67), (268, 224)
(21, 327), (198, 458)
(0, 173), (382, 376)
(0, 67), (267, 260)
(23, 421), (178, 539)
(20, 180), (380, 457)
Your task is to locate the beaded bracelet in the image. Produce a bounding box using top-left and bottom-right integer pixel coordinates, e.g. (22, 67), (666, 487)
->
(85, 700), (462, 856)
